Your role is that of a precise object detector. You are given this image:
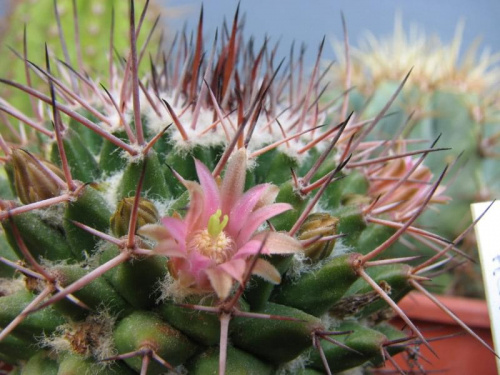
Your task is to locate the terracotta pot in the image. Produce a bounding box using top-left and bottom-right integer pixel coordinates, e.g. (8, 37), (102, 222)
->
(0, 362), (12, 374)
(384, 292), (497, 374)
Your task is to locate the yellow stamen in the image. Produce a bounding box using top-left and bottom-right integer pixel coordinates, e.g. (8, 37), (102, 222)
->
(188, 210), (233, 263)
(189, 229), (233, 263)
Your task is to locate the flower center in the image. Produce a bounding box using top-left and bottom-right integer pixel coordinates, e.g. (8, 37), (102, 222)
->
(188, 210), (233, 263)
(207, 209), (229, 237)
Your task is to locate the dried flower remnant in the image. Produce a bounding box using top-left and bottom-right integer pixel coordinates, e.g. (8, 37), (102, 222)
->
(368, 155), (450, 220)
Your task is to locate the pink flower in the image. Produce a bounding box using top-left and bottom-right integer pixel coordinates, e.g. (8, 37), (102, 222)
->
(140, 149), (302, 299)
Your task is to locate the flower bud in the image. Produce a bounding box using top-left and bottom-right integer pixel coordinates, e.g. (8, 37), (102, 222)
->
(11, 149), (65, 205)
(297, 213), (339, 262)
(110, 197), (159, 237)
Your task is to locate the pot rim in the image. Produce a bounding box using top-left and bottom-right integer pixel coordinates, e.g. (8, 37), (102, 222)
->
(398, 291), (491, 329)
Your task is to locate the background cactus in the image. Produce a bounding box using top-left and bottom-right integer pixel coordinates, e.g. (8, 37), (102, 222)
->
(0, 1), (495, 374)
(0, 0), (164, 131)
(330, 18), (500, 297)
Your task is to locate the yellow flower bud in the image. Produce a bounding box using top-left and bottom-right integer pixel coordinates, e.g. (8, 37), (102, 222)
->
(11, 149), (65, 205)
(110, 197), (159, 237)
(297, 213), (339, 262)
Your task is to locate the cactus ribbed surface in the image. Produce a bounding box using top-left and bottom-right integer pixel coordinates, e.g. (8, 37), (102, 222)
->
(0, 1), (495, 374)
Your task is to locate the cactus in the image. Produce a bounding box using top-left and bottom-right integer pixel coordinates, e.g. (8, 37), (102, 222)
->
(0, 0), (164, 130)
(331, 17), (500, 297)
(0, 2), (496, 374)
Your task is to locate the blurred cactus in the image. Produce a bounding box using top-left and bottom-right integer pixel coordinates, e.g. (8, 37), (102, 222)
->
(331, 17), (500, 297)
(0, 0), (164, 132)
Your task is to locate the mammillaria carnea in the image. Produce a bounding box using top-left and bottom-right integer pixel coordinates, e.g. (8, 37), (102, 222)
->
(140, 149), (301, 300)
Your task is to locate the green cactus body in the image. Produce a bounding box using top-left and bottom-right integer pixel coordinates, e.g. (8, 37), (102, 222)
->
(63, 185), (112, 259)
(332, 264), (412, 319)
(20, 352), (58, 375)
(306, 322), (388, 373)
(0, 334), (38, 362)
(158, 299), (222, 346)
(187, 346), (274, 375)
(51, 265), (131, 316)
(0, 231), (19, 277)
(56, 354), (136, 375)
(0, 290), (66, 339)
(98, 131), (130, 174)
(231, 302), (323, 364)
(113, 311), (199, 372)
(2, 210), (74, 261)
(271, 254), (360, 316)
(97, 244), (167, 309)
(50, 128), (101, 183)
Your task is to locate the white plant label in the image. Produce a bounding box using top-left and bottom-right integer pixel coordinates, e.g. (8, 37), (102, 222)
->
(471, 201), (500, 373)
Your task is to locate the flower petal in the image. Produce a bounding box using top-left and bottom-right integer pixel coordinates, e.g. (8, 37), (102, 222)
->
(160, 217), (187, 244)
(233, 239), (269, 260)
(233, 240), (276, 259)
(153, 239), (186, 258)
(184, 180), (206, 231)
(205, 268), (234, 300)
(236, 203), (292, 246)
(218, 259), (247, 284)
(251, 231), (303, 254)
(227, 184), (271, 236)
(184, 252), (213, 282)
(194, 158), (221, 223)
(138, 223), (170, 241)
(252, 258), (281, 284)
(220, 149), (247, 216)
(255, 184), (279, 210)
